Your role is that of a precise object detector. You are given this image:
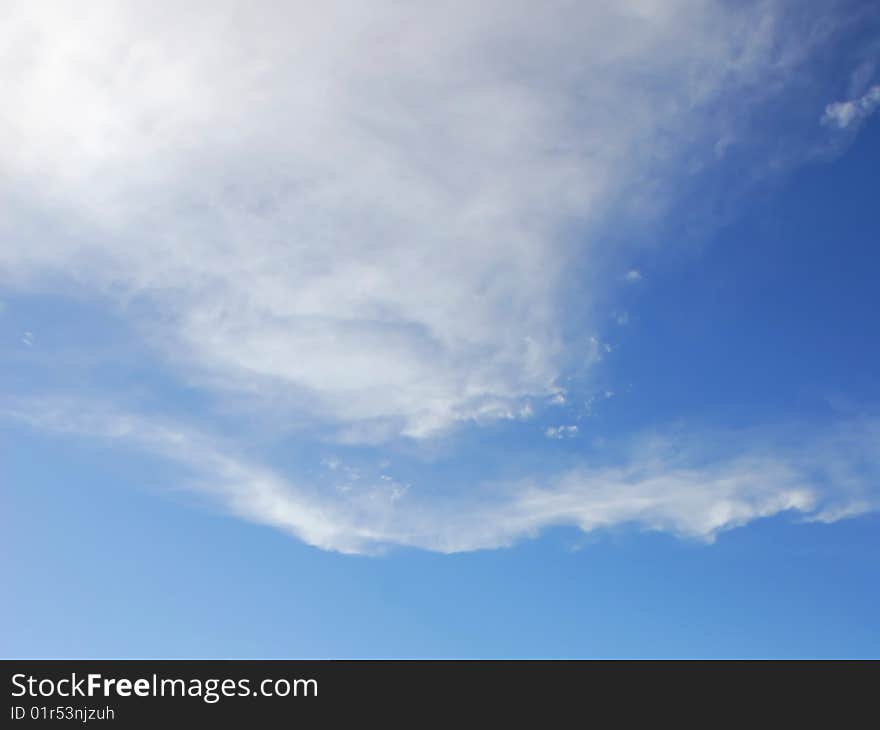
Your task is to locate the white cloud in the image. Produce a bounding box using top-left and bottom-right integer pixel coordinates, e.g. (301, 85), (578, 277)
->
(2, 3), (876, 554)
(0, 0), (828, 442)
(545, 425), (578, 439)
(822, 85), (880, 129)
(5, 399), (878, 554)
(21, 331), (34, 347)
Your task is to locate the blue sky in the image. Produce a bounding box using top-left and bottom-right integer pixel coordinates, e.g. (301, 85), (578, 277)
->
(2, 1), (880, 657)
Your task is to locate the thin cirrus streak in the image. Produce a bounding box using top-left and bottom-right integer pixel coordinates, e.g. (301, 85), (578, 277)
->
(6, 399), (878, 554)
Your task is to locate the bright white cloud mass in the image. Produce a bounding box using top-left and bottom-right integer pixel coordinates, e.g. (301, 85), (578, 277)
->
(2, 1), (878, 553)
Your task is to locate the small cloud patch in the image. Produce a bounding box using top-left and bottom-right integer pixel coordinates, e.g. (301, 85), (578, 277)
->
(821, 85), (880, 129)
(545, 425), (578, 439)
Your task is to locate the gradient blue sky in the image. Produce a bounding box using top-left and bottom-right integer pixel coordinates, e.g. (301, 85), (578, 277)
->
(2, 0), (880, 658)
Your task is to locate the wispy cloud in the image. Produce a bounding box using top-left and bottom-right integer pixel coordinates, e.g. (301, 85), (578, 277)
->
(545, 425), (578, 440)
(822, 84), (880, 129)
(0, 0), (837, 442)
(6, 399), (878, 554)
(2, 3), (877, 555)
